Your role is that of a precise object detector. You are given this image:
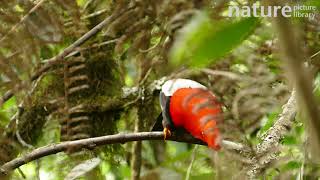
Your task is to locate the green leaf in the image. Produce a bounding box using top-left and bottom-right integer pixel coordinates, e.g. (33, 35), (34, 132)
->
(257, 110), (280, 139)
(170, 12), (259, 68)
(282, 161), (302, 171)
(281, 135), (297, 145)
(0, 97), (16, 126)
(306, 0), (320, 8)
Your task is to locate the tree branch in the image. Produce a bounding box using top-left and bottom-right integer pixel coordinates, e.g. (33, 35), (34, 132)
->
(246, 91), (297, 178)
(0, 132), (246, 174)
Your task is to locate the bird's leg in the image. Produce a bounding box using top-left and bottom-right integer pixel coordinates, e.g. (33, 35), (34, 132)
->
(163, 127), (172, 140)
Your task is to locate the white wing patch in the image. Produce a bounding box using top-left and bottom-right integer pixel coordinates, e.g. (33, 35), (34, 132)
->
(161, 79), (207, 96)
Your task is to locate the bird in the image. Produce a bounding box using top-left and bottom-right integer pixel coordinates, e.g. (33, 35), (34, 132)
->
(153, 78), (223, 150)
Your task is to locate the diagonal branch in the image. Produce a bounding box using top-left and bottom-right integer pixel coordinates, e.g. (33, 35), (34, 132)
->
(31, 5), (135, 81)
(0, 131), (247, 174)
(0, 0), (47, 43)
(246, 91), (297, 178)
(0, 5), (135, 107)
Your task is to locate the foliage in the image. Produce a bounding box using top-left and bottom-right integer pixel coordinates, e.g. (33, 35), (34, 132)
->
(170, 12), (259, 68)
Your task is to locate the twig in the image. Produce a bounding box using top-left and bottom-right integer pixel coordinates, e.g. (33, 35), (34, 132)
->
(131, 139), (142, 180)
(139, 39), (161, 53)
(201, 68), (250, 81)
(185, 145), (198, 180)
(64, 9), (109, 26)
(232, 88), (260, 120)
(36, 160), (40, 180)
(131, 115), (143, 180)
(65, 38), (119, 59)
(83, 9), (108, 19)
(0, 132), (246, 173)
(17, 168), (26, 179)
(82, 0), (94, 11)
(310, 50), (320, 59)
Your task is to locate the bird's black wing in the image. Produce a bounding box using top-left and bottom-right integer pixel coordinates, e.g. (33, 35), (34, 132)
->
(151, 113), (163, 131)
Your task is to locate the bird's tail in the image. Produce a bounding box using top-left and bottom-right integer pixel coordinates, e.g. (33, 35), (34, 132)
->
(201, 119), (222, 150)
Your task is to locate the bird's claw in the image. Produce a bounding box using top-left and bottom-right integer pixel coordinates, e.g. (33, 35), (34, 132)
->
(163, 127), (172, 140)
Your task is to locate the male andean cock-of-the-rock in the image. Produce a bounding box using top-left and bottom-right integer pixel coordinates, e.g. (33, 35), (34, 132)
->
(152, 78), (223, 150)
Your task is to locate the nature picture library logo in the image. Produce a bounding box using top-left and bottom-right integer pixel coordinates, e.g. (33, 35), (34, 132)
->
(227, 3), (318, 19)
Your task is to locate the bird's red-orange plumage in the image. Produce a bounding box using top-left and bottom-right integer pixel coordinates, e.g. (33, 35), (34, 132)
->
(169, 88), (222, 150)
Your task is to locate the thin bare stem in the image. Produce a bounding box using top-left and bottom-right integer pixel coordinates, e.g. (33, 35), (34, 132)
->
(185, 145), (198, 180)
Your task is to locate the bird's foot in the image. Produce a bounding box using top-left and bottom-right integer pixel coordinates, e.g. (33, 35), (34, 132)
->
(163, 127), (172, 140)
